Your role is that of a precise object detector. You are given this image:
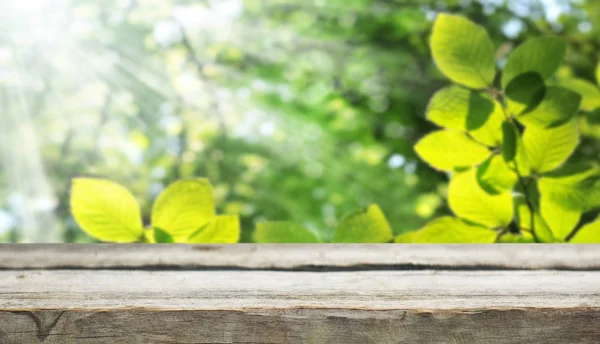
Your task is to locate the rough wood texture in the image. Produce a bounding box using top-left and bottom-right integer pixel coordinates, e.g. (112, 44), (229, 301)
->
(2, 308), (600, 344)
(4, 269), (600, 309)
(2, 245), (600, 343)
(2, 243), (600, 269)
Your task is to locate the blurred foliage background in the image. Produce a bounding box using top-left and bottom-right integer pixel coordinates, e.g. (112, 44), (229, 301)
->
(0, 0), (598, 242)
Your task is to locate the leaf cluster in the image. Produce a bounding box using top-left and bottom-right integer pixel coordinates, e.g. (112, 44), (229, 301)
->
(71, 178), (239, 243)
(71, 178), (394, 243)
(408, 14), (600, 243)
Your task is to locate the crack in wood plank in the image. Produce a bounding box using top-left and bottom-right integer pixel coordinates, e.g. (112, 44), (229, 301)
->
(10, 310), (66, 342)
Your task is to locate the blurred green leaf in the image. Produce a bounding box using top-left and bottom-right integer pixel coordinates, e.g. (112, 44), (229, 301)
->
(469, 103), (506, 147)
(187, 215), (240, 244)
(398, 216), (496, 243)
(517, 86), (581, 128)
(501, 37), (567, 88)
(538, 163), (600, 212)
(505, 72), (546, 116)
(426, 86), (492, 131)
(523, 119), (579, 174)
(497, 231), (536, 243)
(430, 14), (495, 89)
(448, 169), (513, 228)
(556, 78), (600, 112)
(152, 179), (216, 242)
(502, 121), (531, 176)
(502, 121), (517, 163)
(570, 217), (600, 243)
(152, 227), (175, 243)
(514, 195), (556, 243)
(254, 222), (320, 243)
(426, 86), (503, 146)
(394, 230), (420, 243)
(71, 178), (143, 243)
(476, 154), (517, 194)
(332, 204), (393, 243)
(540, 196), (580, 241)
(415, 130), (490, 171)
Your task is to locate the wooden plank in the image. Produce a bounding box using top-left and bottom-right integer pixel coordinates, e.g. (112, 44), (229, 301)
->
(2, 244), (600, 269)
(1, 269), (600, 343)
(2, 245), (600, 343)
(2, 269), (600, 309)
(2, 308), (599, 344)
(3, 307), (600, 344)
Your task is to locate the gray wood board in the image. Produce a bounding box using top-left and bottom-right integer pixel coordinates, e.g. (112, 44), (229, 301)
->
(2, 269), (600, 343)
(2, 244), (600, 270)
(3, 245), (600, 343)
(2, 270), (600, 309)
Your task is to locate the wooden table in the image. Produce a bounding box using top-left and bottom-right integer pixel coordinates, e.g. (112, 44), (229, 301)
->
(1, 244), (599, 343)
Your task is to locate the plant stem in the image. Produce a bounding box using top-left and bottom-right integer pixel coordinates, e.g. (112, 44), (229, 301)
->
(494, 90), (539, 242)
(565, 222), (583, 242)
(515, 168), (538, 242)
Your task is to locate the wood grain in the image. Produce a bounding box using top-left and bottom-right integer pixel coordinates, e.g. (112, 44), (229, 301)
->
(2, 308), (600, 344)
(2, 269), (600, 343)
(2, 244), (600, 269)
(2, 245), (600, 343)
(2, 269), (600, 309)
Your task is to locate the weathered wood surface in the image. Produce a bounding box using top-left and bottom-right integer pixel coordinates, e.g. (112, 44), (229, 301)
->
(2, 243), (600, 269)
(2, 245), (600, 343)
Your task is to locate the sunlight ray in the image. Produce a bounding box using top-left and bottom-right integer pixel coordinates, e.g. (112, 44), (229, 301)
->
(0, 45), (60, 242)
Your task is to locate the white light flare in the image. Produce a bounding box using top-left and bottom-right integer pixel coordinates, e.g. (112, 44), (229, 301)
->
(0, 0), (70, 242)
(1, 0), (69, 46)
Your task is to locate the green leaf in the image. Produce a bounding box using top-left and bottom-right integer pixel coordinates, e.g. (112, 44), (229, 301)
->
(476, 154), (517, 194)
(540, 196), (580, 241)
(394, 231), (420, 243)
(523, 119), (579, 174)
(570, 216), (600, 243)
(151, 179), (215, 241)
(586, 108), (600, 126)
(254, 222), (320, 243)
(596, 63), (600, 86)
(505, 72), (546, 116)
(501, 37), (567, 88)
(152, 227), (175, 243)
(400, 217), (497, 243)
(517, 86), (581, 128)
(538, 163), (600, 212)
(426, 86), (493, 131)
(515, 140), (531, 177)
(555, 78), (600, 112)
(415, 130), (490, 171)
(514, 195), (556, 243)
(332, 204), (393, 243)
(469, 103), (506, 147)
(71, 178), (143, 243)
(430, 14), (495, 89)
(497, 231), (535, 243)
(502, 121), (517, 162)
(142, 230), (155, 243)
(502, 121), (530, 176)
(187, 215), (240, 243)
(448, 169), (513, 228)
(425, 86), (504, 146)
